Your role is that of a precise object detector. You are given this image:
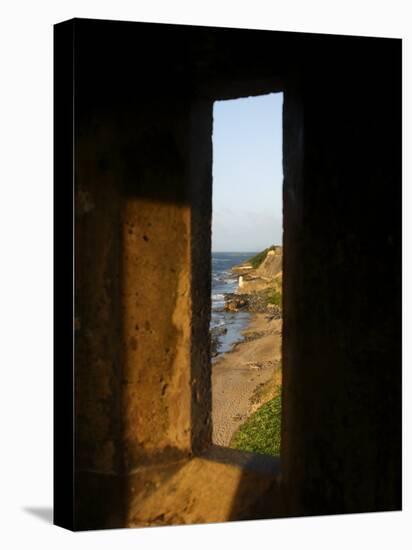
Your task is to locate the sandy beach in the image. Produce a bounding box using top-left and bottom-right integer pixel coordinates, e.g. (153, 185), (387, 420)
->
(212, 313), (282, 446)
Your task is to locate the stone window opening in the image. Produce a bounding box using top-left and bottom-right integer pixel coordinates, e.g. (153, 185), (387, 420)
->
(210, 93), (284, 459)
(55, 19), (401, 530)
(73, 82), (290, 528)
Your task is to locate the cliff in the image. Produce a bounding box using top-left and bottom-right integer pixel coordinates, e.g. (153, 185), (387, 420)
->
(225, 246), (283, 315)
(232, 246), (283, 295)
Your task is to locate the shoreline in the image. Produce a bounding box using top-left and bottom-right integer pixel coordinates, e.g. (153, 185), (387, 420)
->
(211, 311), (282, 447)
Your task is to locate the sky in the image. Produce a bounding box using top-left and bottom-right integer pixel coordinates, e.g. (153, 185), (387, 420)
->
(212, 92), (283, 253)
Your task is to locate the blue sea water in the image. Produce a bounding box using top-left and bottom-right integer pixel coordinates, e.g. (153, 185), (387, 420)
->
(211, 252), (256, 355)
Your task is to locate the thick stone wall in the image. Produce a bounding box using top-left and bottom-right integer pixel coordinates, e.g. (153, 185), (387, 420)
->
(56, 19), (401, 529)
(282, 37), (402, 515)
(74, 100), (208, 526)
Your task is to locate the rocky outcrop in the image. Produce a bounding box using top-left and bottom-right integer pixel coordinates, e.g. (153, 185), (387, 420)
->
(255, 247), (282, 280)
(231, 246), (283, 296)
(224, 291), (281, 317)
(224, 294), (249, 311)
(231, 263), (253, 274)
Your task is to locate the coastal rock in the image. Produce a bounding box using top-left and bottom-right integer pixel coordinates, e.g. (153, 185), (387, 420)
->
(255, 247), (282, 280)
(231, 246), (283, 295)
(210, 325), (228, 357)
(224, 294), (249, 312)
(266, 304), (282, 319)
(231, 264), (253, 274)
(211, 325), (228, 338)
(224, 291), (282, 316)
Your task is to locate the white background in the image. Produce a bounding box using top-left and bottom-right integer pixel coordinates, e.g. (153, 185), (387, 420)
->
(0, 1), (409, 548)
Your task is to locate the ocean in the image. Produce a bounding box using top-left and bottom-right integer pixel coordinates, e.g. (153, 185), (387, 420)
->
(211, 252), (256, 355)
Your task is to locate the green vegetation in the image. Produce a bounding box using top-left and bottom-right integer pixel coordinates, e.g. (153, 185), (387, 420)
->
(247, 245), (276, 269)
(266, 286), (282, 307)
(230, 390), (282, 456)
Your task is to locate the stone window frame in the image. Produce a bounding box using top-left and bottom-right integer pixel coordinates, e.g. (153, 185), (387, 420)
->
(115, 77), (299, 526)
(56, 20), (402, 530)
(71, 76), (298, 528)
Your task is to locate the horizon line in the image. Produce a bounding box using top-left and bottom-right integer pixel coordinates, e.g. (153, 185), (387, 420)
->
(212, 246), (282, 253)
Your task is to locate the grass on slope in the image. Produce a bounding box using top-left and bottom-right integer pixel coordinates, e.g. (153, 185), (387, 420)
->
(230, 391), (282, 456)
(247, 246), (276, 269)
(266, 286), (282, 307)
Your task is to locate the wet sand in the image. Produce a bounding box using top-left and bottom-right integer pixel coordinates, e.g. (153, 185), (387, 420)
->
(212, 313), (282, 446)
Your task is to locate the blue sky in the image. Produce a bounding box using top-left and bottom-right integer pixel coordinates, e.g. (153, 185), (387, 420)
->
(212, 92), (283, 252)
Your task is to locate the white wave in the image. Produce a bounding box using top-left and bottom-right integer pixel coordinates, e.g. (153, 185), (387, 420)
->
(210, 318), (226, 329)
